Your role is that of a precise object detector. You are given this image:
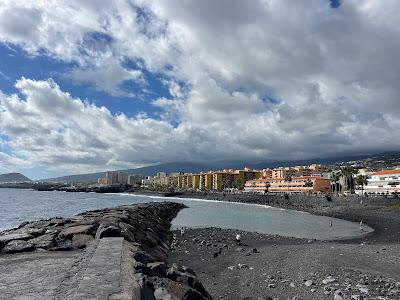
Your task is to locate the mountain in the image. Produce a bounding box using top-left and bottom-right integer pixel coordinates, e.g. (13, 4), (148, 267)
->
(42, 153), (385, 184)
(0, 173), (31, 183)
(44, 162), (214, 183)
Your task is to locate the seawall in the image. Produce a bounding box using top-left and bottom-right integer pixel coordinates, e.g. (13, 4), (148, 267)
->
(0, 202), (213, 299)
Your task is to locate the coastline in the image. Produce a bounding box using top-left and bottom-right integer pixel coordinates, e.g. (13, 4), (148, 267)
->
(132, 190), (400, 244)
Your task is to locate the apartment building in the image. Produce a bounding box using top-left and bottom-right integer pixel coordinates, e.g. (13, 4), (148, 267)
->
(98, 171), (129, 185)
(363, 169), (400, 194)
(244, 176), (331, 194)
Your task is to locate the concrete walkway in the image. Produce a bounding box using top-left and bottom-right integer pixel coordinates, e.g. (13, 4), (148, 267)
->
(74, 237), (124, 300)
(0, 238), (125, 300)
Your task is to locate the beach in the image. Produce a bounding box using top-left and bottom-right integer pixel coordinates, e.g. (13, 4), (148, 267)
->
(165, 193), (400, 299)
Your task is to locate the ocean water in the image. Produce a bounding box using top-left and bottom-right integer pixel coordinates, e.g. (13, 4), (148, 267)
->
(0, 188), (373, 240)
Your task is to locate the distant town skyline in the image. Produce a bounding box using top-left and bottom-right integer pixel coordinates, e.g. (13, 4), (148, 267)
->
(1, 0), (400, 179)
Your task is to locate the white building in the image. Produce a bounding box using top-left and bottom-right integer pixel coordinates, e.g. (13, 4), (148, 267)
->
(363, 169), (400, 195)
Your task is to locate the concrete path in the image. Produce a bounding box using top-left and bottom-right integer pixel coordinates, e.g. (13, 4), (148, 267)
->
(0, 238), (125, 300)
(74, 237), (124, 300)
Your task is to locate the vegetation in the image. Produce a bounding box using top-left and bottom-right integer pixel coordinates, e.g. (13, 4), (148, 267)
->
(330, 172), (341, 194)
(264, 182), (270, 193)
(355, 175), (368, 194)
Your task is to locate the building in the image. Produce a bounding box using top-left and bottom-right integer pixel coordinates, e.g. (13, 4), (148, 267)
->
(244, 176), (331, 194)
(97, 177), (107, 185)
(127, 175), (144, 186)
(363, 169), (400, 195)
(97, 171), (129, 185)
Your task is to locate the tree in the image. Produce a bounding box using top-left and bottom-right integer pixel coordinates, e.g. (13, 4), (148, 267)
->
(264, 182), (271, 194)
(304, 179), (313, 195)
(330, 172), (341, 194)
(356, 175), (368, 194)
(340, 167), (358, 193)
(284, 174), (292, 195)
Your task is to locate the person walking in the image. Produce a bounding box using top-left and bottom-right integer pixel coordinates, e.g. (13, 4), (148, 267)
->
(235, 233), (241, 245)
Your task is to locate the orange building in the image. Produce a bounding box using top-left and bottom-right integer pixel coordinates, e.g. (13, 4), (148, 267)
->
(244, 176), (331, 194)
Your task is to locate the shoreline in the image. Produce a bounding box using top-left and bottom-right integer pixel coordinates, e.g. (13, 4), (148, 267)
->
(132, 190), (399, 244)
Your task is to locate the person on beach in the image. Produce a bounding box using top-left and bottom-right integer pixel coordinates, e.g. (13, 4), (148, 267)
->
(359, 220), (363, 231)
(180, 227), (185, 237)
(330, 220), (333, 227)
(235, 233), (241, 245)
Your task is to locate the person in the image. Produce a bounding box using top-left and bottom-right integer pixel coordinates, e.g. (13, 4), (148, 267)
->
(359, 220), (363, 231)
(180, 227), (185, 237)
(235, 233), (241, 245)
(330, 220), (333, 227)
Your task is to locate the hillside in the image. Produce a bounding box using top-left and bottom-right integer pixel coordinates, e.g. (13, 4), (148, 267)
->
(0, 173), (31, 183)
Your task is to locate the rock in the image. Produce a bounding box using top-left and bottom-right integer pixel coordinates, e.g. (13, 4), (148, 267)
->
(72, 234), (94, 249)
(291, 297), (300, 300)
(334, 293), (344, 300)
(213, 252), (219, 258)
(1, 240), (34, 254)
(154, 287), (179, 300)
(95, 224), (121, 239)
(133, 251), (155, 264)
(0, 232), (33, 248)
(59, 225), (94, 238)
(118, 222), (136, 242)
(144, 262), (168, 277)
(151, 277), (209, 300)
(30, 233), (56, 249)
(290, 282), (296, 288)
(267, 284), (276, 288)
(322, 276), (337, 284)
(51, 238), (72, 251)
(350, 295), (361, 300)
(359, 286), (369, 294)
(166, 264), (211, 299)
(235, 247), (244, 252)
(238, 263), (248, 269)
(304, 280), (314, 287)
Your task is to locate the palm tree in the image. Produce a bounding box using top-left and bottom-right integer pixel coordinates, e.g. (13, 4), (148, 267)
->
(331, 172), (340, 194)
(264, 182), (270, 194)
(340, 167), (358, 193)
(356, 175), (368, 194)
(284, 174), (292, 195)
(304, 179), (313, 195)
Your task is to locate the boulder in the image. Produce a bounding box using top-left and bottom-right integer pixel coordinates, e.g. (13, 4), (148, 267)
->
(118, 222), (136, 242)
(30, 233), (56, 249)
(51, 238), (72, 251)
(59, 225), (94, 238)
(0, 232), (33, 248)
(154, 287), (179, 300)
(166, 264), (211, 299)
(142, 262), (168, 277)
(2, 240), (34, 254)
(133, 251), (156, 264)
(95, 224), (121, 239)
(72, 234), (94, 249)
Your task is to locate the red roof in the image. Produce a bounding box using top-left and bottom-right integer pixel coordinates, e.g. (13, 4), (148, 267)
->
(371, 169), (400, 175)
(251, 176), (327, 182)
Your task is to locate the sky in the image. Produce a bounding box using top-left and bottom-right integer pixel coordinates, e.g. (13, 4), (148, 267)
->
(0, 0), (399, 179)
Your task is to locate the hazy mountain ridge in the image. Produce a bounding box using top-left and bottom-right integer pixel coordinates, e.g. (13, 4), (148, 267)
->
(0, 173), (31, 183)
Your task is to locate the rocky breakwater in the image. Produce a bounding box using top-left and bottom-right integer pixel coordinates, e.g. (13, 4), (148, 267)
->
(0, 202), (213, 300)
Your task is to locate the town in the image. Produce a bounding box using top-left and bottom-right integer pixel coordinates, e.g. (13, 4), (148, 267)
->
(96, 164), (400, 196)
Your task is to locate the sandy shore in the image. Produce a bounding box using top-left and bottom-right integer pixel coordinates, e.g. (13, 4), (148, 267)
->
(163, 192), (400, 299)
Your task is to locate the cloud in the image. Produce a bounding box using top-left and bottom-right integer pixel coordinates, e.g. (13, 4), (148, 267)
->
(68, 56), (143, 96)
(1, 1), (400, 173)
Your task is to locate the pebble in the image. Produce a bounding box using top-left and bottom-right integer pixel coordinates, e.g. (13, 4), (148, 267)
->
(322, 276), (337, 284)
(304, 279), (313, 287)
